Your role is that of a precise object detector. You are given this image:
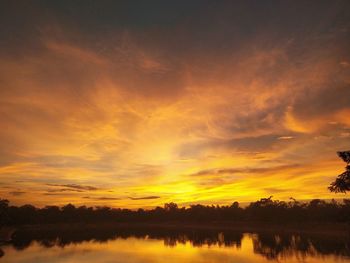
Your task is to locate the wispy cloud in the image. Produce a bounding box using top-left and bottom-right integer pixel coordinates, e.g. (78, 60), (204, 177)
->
(0, 1), (349, 207)
(46, 184), (99, 191)
(190, 164), (300, 177)
(129, 196), (160, 200)
(8, 191), (26, 196)
(278, 136), (294, 140)
(46, 188), (84, 193)
(83, 196), (121, 201)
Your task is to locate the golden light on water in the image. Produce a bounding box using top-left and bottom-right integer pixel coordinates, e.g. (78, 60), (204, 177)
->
(2, 234), (347, 263)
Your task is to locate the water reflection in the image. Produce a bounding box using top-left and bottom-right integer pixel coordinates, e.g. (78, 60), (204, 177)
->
(1, 225), (350, 262)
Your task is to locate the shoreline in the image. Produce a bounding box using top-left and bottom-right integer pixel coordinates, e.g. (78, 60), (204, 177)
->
(9, 221), (350, 237)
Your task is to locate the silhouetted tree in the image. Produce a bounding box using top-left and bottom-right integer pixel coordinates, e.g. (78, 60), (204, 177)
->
(164, 202), (178, 212)
(0, 199), (9, 226)
(329, 151), (350, 193)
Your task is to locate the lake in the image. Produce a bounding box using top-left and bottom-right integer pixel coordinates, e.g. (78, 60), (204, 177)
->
(1, 224), (350, 262)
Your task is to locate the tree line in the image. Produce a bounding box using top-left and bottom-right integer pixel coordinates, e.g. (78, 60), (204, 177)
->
(1, 196), (350, 225)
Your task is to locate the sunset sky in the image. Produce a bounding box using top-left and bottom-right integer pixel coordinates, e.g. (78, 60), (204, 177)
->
(0, 1), (350, 208)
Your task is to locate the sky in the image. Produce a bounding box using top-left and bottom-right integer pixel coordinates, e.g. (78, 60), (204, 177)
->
(0, 0), (350, 208)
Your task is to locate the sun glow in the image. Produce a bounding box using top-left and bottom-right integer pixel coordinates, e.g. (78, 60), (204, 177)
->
(0, 1), (349, 208)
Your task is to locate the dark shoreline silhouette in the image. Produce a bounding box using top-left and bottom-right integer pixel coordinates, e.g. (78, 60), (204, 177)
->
(1, 195), (350, 260)
(1, 197), (350, 226)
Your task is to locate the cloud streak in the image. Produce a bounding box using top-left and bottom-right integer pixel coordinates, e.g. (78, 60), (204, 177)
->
(46, 184), (99, 191)
(8, 191), (26, 196)
(0, 1), (349, 207)
(129, 196), (161, 200)
(190, 164), (301, 177)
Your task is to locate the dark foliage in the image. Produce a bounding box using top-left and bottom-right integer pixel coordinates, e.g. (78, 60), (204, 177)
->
(1, 197), (350, 226)
(329, 151), (350, 193)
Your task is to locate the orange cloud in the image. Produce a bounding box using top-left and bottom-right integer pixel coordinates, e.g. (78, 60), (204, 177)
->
(1, 2), (349, 207)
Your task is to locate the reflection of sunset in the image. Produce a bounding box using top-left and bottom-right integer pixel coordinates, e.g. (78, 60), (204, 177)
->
(3, 234), (347, 263)
(0, 1), (350, 208)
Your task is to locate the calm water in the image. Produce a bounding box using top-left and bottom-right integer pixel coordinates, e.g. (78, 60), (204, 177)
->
(1, 225), (350, 262)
